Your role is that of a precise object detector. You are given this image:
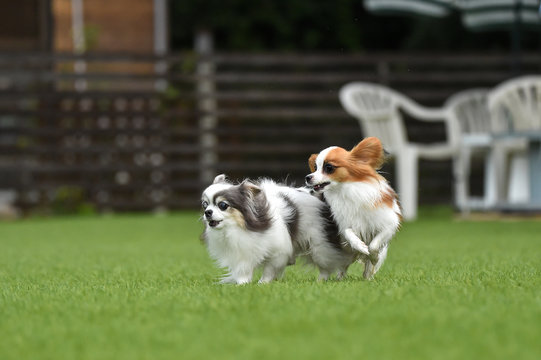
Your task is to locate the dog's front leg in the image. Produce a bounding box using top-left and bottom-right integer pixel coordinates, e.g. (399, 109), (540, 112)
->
(343, 228), (369, 255)
(233, 273), (254, 285)
(368, 229), (394, 264)
(222, 264), (254, 285)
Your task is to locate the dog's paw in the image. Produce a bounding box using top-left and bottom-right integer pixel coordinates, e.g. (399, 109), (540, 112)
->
(344, 229), (370, 255)
(318, 271), (330, 282)
(354, 241), (370, 256)
(336, 269), (348, 281)
(218, 276), (236, 284)
(235, 277), (252, 285)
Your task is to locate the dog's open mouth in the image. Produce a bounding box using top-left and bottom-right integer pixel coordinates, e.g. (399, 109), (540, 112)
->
(208, 220), (221, 227)
(312, 182), (330, 192)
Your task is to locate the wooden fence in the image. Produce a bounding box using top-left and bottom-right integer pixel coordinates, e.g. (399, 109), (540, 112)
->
(1, 51), (540, 213)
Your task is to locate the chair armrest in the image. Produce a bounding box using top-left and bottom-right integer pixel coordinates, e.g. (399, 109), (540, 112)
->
(399, 97), (459, 148)
(399, 98), (448, 123)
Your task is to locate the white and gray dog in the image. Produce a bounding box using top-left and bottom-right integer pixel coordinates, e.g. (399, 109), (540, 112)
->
(200, 174), (355, 284)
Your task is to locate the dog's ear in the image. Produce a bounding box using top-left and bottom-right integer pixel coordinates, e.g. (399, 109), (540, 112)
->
(308, 154), (318, 172)
(239, 180), (261, 197)
(350, 137), (385, 169)
(213, 174), (228, 184)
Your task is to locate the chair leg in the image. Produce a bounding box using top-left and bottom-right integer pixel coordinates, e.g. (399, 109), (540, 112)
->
(484, 147), (500, 208)
(507, 153), (529, 204)
(454, 148), (472, 214)
(491, 145), (511, 206)
(396, 149), (418, 221)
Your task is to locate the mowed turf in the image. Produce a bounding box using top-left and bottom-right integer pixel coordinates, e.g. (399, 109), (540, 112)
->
(0, 211), (539, 360)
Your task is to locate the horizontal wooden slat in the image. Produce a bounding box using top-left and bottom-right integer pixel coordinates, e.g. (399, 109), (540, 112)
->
(0, 51), (539, 65)
(0, 70), (520, 84)
(212, 52), (541, 66)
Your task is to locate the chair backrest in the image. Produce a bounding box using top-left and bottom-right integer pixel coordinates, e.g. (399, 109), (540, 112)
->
(444, 89), (491, 144)
(488, 75), (541, 132)
(339, 82), (408, 154)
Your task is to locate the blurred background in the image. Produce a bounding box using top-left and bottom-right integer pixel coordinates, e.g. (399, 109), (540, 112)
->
(1, 0), (540, 219)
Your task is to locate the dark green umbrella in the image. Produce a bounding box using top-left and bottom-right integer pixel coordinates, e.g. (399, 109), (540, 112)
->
(365, 0), (541, 29)
(364, 0), (454, 18)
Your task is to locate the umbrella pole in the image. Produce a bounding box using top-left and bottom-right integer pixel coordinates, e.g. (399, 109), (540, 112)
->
(511, 0), (522, 74)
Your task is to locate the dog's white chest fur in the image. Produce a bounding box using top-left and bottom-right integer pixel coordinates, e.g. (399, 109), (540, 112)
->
(324, 181), (400, 243)
(206, 226), (268, 268)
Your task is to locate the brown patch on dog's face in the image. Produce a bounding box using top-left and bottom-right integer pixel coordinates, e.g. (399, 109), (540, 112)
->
(308, 154), (318, 172)
(323, 147), (378, 183)
(230, 208), (246, 229)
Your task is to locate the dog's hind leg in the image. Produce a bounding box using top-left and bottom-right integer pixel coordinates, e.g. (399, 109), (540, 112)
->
(363, 245), (388, 279)
(259, 255), (289, 283)
(371, 245), (388, 276)
(367, 229), (394, 267)
(362, 259), (374, 280)
(318, 269), (330, 281)
(336, 264), (350, 280)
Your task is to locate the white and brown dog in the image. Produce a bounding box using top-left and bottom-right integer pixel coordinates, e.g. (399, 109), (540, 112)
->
(306, 137), (401, 279)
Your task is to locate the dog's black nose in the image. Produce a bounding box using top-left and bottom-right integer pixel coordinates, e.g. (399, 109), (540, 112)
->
(305, 175), (313, 184)
(204, 209), (213, 218)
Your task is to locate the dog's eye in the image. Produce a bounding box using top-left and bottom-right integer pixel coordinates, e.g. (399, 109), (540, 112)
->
(201, 201), (208, 209)
(218, 201), (229, 211)
(323, 163), (335, 174)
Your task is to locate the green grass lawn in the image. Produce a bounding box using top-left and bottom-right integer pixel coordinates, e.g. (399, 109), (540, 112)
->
(1, 210), (540, 360)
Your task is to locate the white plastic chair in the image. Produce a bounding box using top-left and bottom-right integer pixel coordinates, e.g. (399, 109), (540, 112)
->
(488, 75), (541, 204)
(339, 82), (456, 221)
(444, 89), (502, 213)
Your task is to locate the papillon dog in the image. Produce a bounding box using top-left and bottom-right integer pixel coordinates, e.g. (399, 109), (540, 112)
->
(305, 137), (401, 279)
(201, 174), (355, 284)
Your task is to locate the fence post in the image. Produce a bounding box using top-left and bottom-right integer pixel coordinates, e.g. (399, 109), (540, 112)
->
(71, 0), (87, 91)
(153, 0), (168, 91)
(195, 29), (217, 186)
(377, 60), (390, 86)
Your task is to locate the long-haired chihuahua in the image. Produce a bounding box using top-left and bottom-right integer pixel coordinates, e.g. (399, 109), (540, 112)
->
(201, 174), (355, 284)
